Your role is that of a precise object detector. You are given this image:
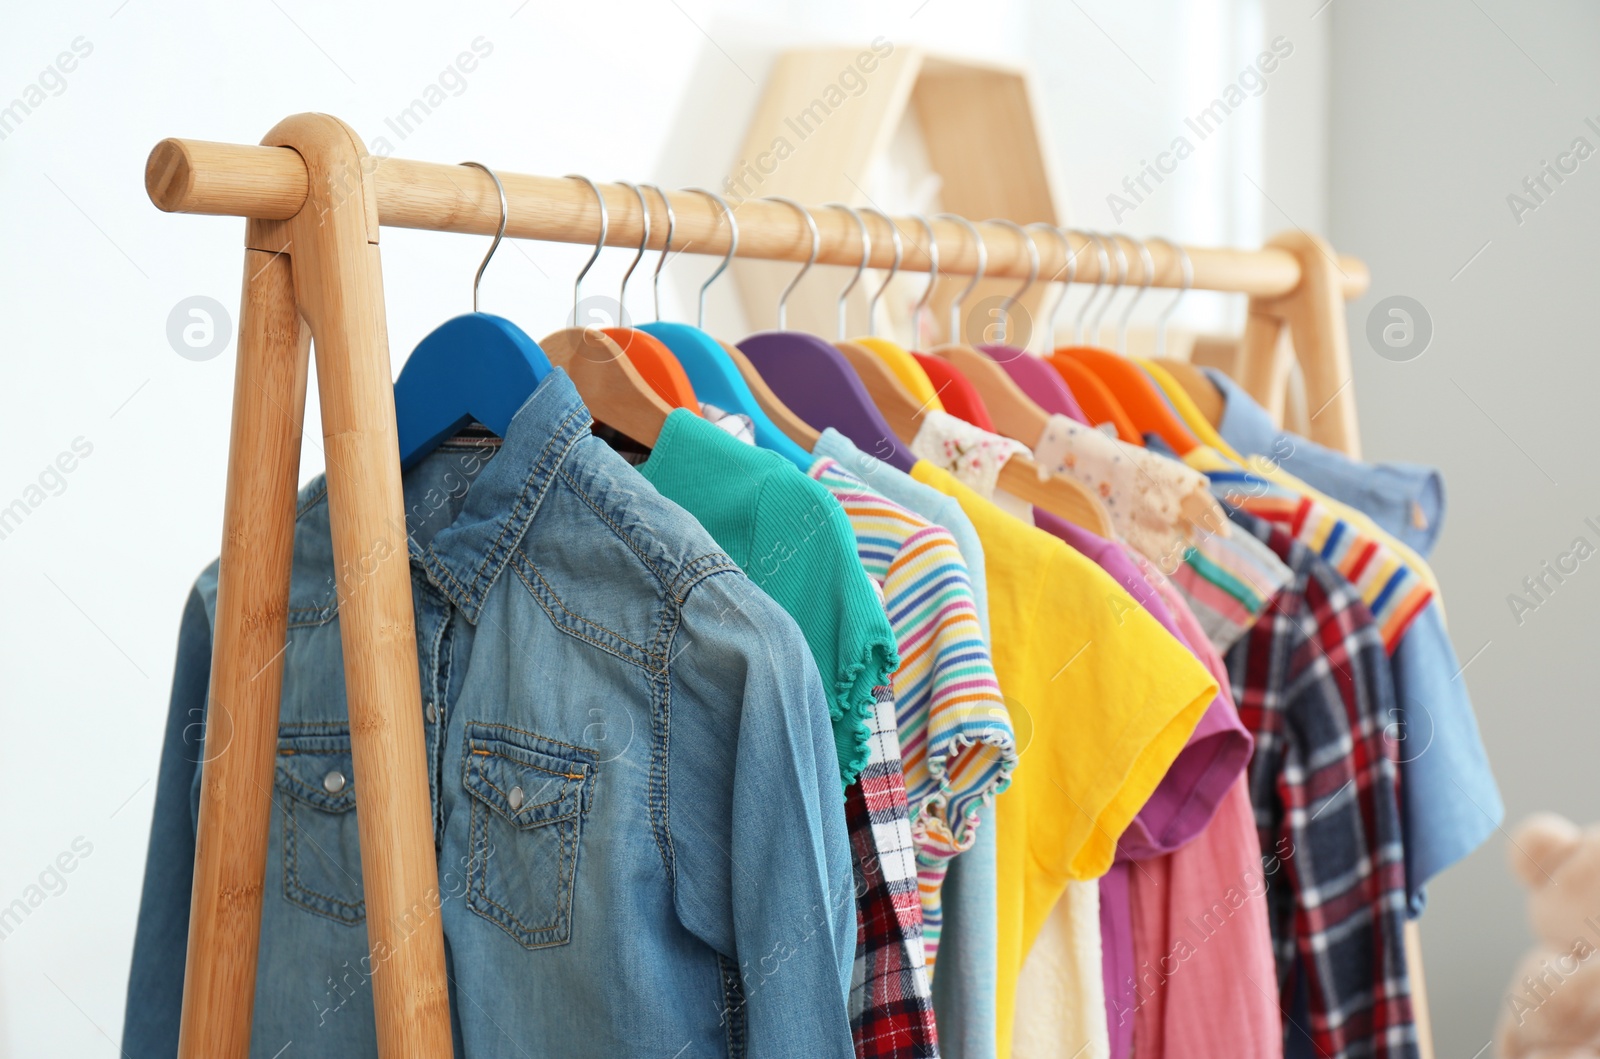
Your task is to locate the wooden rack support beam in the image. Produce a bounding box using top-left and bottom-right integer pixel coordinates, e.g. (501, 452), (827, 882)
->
(147, 137), (1369, 300)
(145, 114), (1386, 1055)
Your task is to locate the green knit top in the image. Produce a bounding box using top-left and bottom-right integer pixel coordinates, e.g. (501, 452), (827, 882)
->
(637, 409), (898, 784)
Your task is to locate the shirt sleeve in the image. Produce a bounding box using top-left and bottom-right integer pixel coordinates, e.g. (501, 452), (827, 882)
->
(667, 567), (856, 1059)
(123, 583), (210, 1057)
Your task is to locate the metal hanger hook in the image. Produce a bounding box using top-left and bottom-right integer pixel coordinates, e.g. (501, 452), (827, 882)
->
(763, 196), (819, 331)
(460, 161), (508, 313)
(641, 184), (675, 323)
(1087, 232), (1129, 345)
(1149, 236), (1193, 357)
(1116, 236), (1156, 354)
(684, 187), (739, 330)
(615, 181), (650, 323)
(1030, 223), (1076, 348)
(935, 213), (986, 344)
(824, 203), (870, 341)
(983, 218), (1038, 347)
(909, 214), (939, 344)
(564, 174), (609, 325)
(1073, 232), (1111, 344)
(860, 207), (902, 339)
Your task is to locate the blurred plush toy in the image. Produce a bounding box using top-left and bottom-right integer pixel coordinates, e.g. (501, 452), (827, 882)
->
(1496, 812), (1600, 1058)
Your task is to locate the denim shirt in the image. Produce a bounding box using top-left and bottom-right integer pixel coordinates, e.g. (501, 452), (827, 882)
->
(124, 371), (857, 1059)
(1204, 367), (1445, 557)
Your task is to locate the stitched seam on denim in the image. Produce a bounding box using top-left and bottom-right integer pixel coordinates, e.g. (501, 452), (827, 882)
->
(668, 553), (743, 601)
(295, 482), (329, 519)
(276, 769), (355, 809)
(649, 605), (679, 888)
(468, 753), (580, 820)
(466, 795), (573, 944)
(556, 464), (673, 588)
(434, 402), (589, 617)
(467, 722), (599, 758)
(283, 802), (363, 923)
(471, 818), (574, 938)
(288, 607), (337, 630)
(510, 555), (657, 670)
(429, 608), (451, 838)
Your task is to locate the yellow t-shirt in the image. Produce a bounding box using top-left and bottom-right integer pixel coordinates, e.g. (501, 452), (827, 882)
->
(909, 461), (1217, 1059)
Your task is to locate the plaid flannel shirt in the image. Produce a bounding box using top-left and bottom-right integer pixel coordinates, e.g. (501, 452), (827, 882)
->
(851, 684), (934, 1055)
(1225, 513), (1417, 1059)
(847, 686), (940, 1058)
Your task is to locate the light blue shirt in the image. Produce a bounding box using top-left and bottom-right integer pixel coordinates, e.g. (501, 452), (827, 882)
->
(812, 427), (998, 1059)
(1209, 372), (1501, 914)
(1206, 367), (1446, 557)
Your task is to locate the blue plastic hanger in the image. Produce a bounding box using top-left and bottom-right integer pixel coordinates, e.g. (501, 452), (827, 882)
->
(738, 197), (916, 472)
(637, 186), (813, 469)
(395, 161), (551, 470)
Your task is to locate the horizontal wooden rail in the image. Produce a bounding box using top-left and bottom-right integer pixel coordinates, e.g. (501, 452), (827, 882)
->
(146, 137), (1369, 299)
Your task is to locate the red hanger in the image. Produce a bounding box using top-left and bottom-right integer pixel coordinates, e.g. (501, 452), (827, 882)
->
(913, 352), (996, 431)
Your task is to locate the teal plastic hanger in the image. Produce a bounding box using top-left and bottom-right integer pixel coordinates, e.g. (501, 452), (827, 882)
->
(638, 185), (812, 469)
(395, 161), (551, 470)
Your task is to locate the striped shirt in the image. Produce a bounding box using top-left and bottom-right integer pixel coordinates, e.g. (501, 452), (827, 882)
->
(1186, 446), (1433, 651)
(810, 457), (1015, 969)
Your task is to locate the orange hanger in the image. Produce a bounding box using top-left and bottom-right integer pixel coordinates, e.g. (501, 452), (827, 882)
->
(586, 182), (700, 413)
(540, 328), (673, 446)
(601, 326), (698, 409)
(1047, 353), (1140, 441)
(1058, 347), (1199, 453)
(1054, 232), (1200, 453)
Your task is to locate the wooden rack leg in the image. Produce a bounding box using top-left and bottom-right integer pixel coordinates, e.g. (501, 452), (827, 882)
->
(1240, 229), (1362, 458)
(178, 247), (310, 1055)
(178, 113), (452, 1057)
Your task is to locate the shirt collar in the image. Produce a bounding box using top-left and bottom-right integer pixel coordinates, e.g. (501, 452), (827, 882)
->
(415, 368), (592, 623)
(1202, 367), (1283, 459)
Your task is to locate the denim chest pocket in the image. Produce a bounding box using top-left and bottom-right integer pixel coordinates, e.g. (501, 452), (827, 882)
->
(461, 722), (597, 950)
(275, 729), (365, 925)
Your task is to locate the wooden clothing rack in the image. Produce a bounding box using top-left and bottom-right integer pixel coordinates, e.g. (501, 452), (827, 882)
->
(143, 112), (1428, 1058)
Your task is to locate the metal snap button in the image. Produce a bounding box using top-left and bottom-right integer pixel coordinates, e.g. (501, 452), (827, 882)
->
(323, 769), (347, 794)
(508, 785), (524, 812)
(424, 701), (439, 724)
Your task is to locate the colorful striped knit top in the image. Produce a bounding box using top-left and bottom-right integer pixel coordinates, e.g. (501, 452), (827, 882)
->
(809, 457), (1016, 966)
(1186, 445), (1434, 651)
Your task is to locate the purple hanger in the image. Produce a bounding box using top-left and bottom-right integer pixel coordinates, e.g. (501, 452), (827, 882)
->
(979, 343), (1090, 425)
(739, 331), (916, 472)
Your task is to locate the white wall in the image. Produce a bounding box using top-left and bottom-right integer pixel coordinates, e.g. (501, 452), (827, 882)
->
(0, 1), (1361, 1054)
(1329, 1), (1600, 1054)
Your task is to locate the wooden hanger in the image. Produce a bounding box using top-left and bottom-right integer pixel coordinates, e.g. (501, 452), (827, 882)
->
(932, 343), (1046, 445)
(1056, 234), (1201, 452)
(920, 219), (1060, 447)
(540, 327), (672, 447)
(603, 326), (699, 410)
(535, 177), (677, 447)
(829, 208), (1113, 536)
(1151, 357), (1224, 427)
(720, 338), (820, 449)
